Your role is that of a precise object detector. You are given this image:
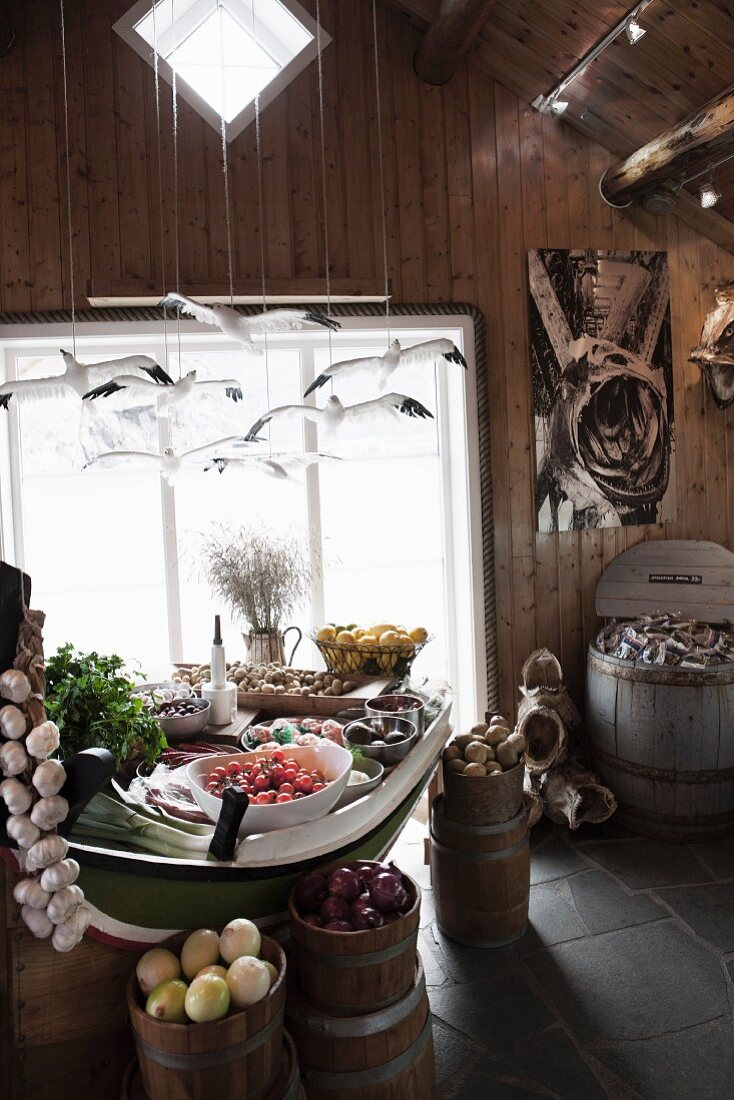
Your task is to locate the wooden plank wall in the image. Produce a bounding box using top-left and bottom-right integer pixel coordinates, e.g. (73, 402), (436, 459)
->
(2, 0), (734, 713)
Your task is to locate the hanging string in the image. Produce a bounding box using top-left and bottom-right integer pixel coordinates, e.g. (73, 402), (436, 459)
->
(217, 0), (235, 306)
(314, 0), (333, 371)
(170, 0), (182, 375)
(251, 1), (271, 450)
(151, 1), (170, 372)
(371, 0), (390, 344)
(59, 0), (76, 356)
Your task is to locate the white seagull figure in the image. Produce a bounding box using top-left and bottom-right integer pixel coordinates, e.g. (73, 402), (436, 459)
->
(83, 369), (243, 416)
(160, 292), (340, 350)
(203, 451), (341, 481)
(0, 349), (172, 409)
(303, 338), (468, 396)
(82, 437), (247, 484)
(244, 392), (434, 442)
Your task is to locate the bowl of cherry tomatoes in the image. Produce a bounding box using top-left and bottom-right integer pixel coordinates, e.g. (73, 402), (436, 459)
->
(185, 743), (353, 835)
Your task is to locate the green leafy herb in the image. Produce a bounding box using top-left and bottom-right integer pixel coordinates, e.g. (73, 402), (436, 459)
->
(45, 644), (167, 766)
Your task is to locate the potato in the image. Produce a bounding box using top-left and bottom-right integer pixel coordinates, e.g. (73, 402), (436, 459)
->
(485, 761), (503, 774)
(489, 714), (509, 727)
(454, 733), (474, 750)
(496, 741), (520, 769)
(486, 727), (509, 747)
(506, 732), (526, 753)
(464, 762), (487, 777)
(446, 758), (467, 773)
(464, 741), (489, 765)
(443, 744), (463, 763)
(470, 722), (489, 737)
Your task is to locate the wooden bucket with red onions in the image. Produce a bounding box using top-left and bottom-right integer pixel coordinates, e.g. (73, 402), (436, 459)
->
(288, 860), (421, 1015)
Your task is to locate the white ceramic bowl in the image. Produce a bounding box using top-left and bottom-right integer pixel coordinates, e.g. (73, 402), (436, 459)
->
(186, 742), (353, 836)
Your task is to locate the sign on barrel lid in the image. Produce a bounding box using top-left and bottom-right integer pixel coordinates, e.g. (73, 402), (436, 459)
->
(596, 540), (734, 624)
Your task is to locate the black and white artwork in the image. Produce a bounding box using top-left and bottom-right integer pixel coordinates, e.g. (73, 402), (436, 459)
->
(530, 248), (676, 532)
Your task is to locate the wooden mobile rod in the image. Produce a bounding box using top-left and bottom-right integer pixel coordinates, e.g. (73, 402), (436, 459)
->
(600, 83), (734, 209)
(413, 0), (496, 85)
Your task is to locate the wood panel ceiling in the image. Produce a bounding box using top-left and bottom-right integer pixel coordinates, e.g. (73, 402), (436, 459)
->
(385, 0), (734, 239)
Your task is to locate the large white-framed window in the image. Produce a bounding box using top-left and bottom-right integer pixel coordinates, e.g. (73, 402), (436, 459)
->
(0, 315), (486, 729)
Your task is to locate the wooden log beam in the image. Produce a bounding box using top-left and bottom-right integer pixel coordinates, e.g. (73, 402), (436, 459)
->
(413, 0), (496, 85)
(600, 84), (734, 208)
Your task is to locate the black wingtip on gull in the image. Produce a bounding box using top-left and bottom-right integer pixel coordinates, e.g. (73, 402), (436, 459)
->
(0, 394), (11, 410)
(303, 373), (329, 398)
(244, 416), (270, 443)
(444, 348), (468, 369)
(83, 381), (124, 401)
(225, 387), (243, 403)
(305, 311), (341, 332)
(398, 397), (434, 420)
(149, 364), (174, 385)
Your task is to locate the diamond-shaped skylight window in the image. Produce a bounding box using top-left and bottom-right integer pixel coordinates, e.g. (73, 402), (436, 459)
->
(114, 0), (328, 141)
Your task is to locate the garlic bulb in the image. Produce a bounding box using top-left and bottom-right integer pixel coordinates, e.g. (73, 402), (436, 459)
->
(40, 858), (79, 892)
(0, 740), (29, 777)
(0, 668), (31, 704)
(0, 777), (33, 815)
(25, 834), (69, 871)
(13, 877), (52, 910)
(30, 794), (69, 830)
(52, 905), (90, 953)
(21, 904), (53, 939)
(6, 813), (41, 849)
(26, 720), (60, 761)
(47, 884), (84, 925)
(0, 704), (26, 740)
(32, 759), (66, 798)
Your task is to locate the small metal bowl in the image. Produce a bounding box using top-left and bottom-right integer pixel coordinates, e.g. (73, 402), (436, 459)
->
(343, 716), (419, 766)
(334, 755), (385, 809)
(155, 698), (211, 741)
(365, 694), (425, 736)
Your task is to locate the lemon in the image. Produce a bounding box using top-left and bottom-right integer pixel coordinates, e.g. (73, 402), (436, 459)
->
(316, 625), (337, 643)
(353, 627), (368, 640)
(336, 630), (356, 644)
(369, 622), (395, 639)
(379, 630), (401, 647)
(359, 635), (377, 649)
(409, 626), (429, 644)
(397, 633), (416, 657)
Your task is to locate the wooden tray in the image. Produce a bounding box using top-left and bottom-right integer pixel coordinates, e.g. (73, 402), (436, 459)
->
(175, 665), (396, 718)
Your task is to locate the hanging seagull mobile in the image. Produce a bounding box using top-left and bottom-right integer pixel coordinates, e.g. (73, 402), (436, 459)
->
(83, 369), (242, 415)
(82, 436), (249, 484)
(203, 451), (341, 481)
(0, 349), (172, 409)
(303, 338), (467, 396)
(244, 392), (433, 442)
(159, 292), (340, 349)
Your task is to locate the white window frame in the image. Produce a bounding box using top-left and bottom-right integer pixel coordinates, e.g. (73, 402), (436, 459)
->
(0, 314), (486, 727)
(113, 0), (330, 142)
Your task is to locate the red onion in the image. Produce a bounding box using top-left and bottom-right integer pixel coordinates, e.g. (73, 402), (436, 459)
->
(294, 872), (328, 915)
(302, 913), (321, 927)
(320, 895), (351, 924)
(351, 895), (385, 930)
(323, 920), (353, 933)
(327, 867), (361, 902)
(368, 872), (408, 913)
(383, 912), (401, 923)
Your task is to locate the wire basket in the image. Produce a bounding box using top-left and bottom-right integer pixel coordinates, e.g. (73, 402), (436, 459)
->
(310, 633), (432, 679)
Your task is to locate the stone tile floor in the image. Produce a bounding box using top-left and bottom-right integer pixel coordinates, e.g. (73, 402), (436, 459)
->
(390, 816), (734, 1100)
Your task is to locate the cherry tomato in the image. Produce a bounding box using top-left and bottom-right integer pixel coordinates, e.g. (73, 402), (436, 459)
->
(254, 774), (271, 792)
(284, 768), (298, 783)
(266, 790), (277, 803)
(310, 770), (323, 782)
(271, 749), (285, 763)
(271, 765), (286, 785)
(278, 782), (294, 796)
(284, 759), (298, 769)
(295, 775), (314, 794)
(276, 792), (292, 803)
(210, 767), (227, 778)
(312, 782), (326, 793)
(293, 791), (305, 799)
(225, 761), (242, 776)
(254, 792), (271, 805)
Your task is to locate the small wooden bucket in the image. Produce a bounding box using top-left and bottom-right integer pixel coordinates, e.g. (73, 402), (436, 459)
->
(288, 860), (421, 1015)
(120, 1029), (304, 1100)
(441, 758), (524, 826)
(126, 932), (286, 1100)
(431, 794), (529, 948)
(287, 957), (435, 1099)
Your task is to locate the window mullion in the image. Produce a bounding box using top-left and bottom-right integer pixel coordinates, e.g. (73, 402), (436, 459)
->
(301, 344), (325, 634)
(156, 342), (184, 664)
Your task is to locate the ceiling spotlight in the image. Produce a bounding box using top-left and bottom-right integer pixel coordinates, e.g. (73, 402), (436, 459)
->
(549, 98), (569, 117)
(699, 180), (722, 209)
(625, 18), (646, 44)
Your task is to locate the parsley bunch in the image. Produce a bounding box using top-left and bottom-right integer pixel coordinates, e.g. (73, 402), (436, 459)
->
(45, 644), (167, 766)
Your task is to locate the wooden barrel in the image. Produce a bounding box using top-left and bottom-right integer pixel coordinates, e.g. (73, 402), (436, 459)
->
(286, 958), (434, 1100)
(441, 758), (524, 826)
(127, 934), (286, 1100)
(430, 795), (529, 947)
(288, 861), (420, 1015)
(121, 1029), (305, 1100)
(586, 645), (734, 841)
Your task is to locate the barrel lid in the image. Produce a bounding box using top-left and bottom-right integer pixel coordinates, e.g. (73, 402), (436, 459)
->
(595, 540), (734, 624)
